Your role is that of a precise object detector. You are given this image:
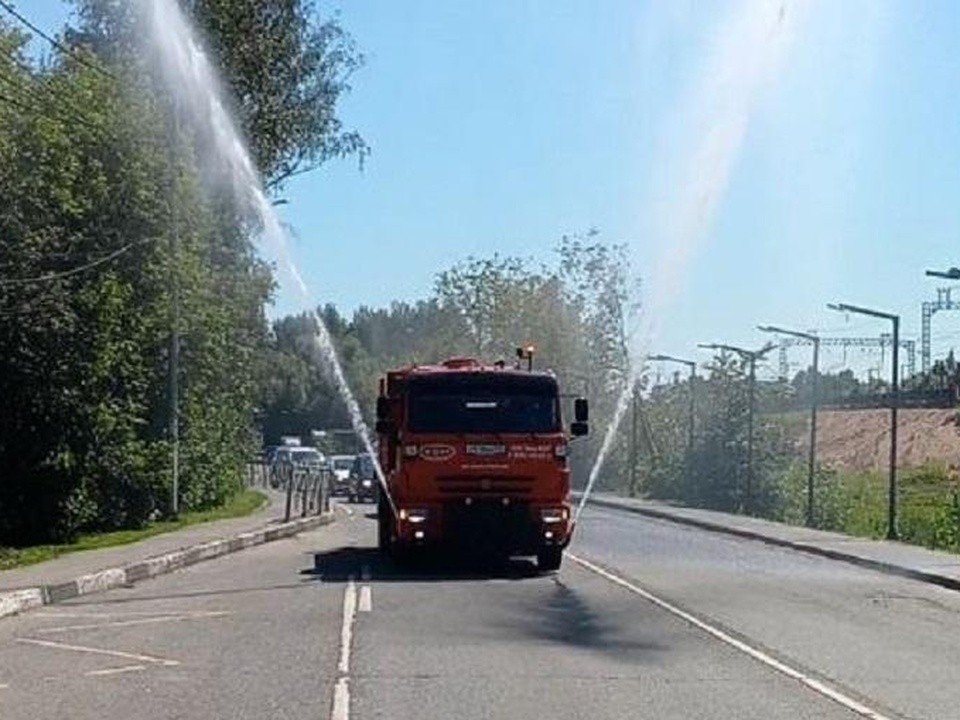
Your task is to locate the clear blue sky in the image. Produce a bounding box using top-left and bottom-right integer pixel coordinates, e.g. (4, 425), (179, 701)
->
(22, 1), (960, 379)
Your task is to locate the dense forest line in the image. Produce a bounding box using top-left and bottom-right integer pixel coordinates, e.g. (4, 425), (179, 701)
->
(261, 235), (639, 490)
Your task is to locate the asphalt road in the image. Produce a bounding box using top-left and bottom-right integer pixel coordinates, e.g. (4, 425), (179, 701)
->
(0, 503), (956, 719)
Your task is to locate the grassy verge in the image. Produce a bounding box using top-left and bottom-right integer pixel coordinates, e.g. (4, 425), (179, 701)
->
(777, 463), (960, 552)
(0, 489), (268, 572)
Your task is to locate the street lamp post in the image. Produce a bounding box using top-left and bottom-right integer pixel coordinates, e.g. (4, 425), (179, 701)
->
(167, 103), (182, 518)
(925, 267), (960, 280)
(758, 325), (820, 527)
(648, 354), (697, 457)
(828, 302), (900, 540)
(698, 342), (776, 515)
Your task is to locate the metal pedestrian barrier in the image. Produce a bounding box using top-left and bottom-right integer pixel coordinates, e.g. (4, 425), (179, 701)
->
(247, 458), (331, 523)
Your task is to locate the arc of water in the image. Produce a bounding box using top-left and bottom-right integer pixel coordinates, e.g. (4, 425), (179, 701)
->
(136, 0), (397, 517)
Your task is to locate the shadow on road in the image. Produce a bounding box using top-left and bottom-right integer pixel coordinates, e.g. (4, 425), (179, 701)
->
(499, 574), (669, 656)
(304, 544), (540, 583)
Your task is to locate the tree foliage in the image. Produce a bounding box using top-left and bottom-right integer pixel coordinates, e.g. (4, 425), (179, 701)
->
(260, 238), (641, 485)
(0, 0), (361, 545)
(640, 353), (797, 515)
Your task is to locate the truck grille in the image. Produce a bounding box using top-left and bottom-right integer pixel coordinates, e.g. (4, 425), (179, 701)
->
(435, 475), (535, 497)
(442, 499), (538, 554)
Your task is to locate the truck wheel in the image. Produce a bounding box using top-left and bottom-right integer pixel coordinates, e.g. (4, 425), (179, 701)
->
(537, 547), (563, 572)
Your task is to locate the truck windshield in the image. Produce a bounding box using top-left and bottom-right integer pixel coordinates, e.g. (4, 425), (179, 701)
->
(407, 374), (559, 434)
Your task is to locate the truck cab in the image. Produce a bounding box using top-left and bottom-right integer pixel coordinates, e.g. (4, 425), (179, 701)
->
(375, 356), (588, 571)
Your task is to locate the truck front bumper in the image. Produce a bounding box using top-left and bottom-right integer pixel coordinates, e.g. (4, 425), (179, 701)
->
(394, 500), (571, 555)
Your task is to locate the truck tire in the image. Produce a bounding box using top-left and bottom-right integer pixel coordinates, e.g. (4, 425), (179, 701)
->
(537, 547), (563, 572)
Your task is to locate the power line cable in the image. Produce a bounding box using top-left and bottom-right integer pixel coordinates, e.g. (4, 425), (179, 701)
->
(0, 36), (108, 131)
(0, 0), (115, 80)
(0, 237), (157, 287)
(0, 67), (102, 131)
(0, 84), (32, 114)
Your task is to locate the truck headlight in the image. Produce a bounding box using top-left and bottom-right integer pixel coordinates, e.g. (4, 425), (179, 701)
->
(399, 508), (429, 524)
(362, 479), (372, 487)
(541, 508), (568, 524)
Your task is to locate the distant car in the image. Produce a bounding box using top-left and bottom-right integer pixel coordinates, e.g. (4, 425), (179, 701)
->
(347, 453), (378, 503)
(330, 455), (356, 496)
(270, 447), (325, 487)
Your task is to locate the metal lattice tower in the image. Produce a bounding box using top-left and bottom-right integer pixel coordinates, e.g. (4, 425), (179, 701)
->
(921, 287), (960, 374)
(778, 336), (916, 380)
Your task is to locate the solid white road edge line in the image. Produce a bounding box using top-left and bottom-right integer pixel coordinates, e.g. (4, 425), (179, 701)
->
(567, 553), (893, 720)
(331, 576), (357, 720)
(358, 586), (372, 613)
(16, 637), (180, 667)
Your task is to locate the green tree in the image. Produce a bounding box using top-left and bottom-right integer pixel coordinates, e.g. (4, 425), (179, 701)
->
(70, 0), (367, 188)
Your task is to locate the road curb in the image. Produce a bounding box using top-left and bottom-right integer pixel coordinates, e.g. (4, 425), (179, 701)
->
(582, 495), (960, 593)
(0, 511), (336, 621)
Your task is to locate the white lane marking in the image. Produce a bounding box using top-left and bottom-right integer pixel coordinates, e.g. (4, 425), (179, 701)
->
(331, 576), (357, 720)
(338, 577), (357, 674)
(86, 665), (145, 677)
(0, 683), (8, 690)
(567, 553), (892, 720)
(361, 564), (371, 581)
(16, 637), (180, 667)
(331, 678), (350, 720)
(358, 585), (372, 613)
(36, 611), (230, 634)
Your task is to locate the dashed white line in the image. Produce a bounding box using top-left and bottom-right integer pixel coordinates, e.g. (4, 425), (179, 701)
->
(86, 665), (146, 677)
(358, 585), (372, 613)
(331, 576), (357, 720)
(331, 678), (350, 720)
(16, 637), (180, 667)
(337, 577), (357, 674)
(567, 552), (892, 720)
(0, 683), (8, 690)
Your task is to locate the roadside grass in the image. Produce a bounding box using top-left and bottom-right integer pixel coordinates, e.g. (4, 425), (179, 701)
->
(0, 489), (268, 572)
(778, 463), (960, 552)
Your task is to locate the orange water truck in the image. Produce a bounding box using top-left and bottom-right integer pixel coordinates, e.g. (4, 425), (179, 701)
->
(374, 348), (588, 571)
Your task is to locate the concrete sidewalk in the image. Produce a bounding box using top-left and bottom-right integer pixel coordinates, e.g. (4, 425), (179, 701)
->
(0, 487), (335, 619)
(582, 493), (960, 591)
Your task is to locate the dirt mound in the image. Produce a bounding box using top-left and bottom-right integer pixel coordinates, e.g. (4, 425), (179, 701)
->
(808, 408), (960, 472)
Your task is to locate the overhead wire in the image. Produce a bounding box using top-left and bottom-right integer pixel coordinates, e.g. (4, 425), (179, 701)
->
(0, 38), (106, 126)
(0, 237), (158, 288)
(0, 0), (115, 80)
(0, 67), (103, 131)
(0, 85), (32, 114)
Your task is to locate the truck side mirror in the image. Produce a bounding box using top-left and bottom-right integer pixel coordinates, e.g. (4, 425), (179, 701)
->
(376, 396), (389, 421)
(570, 421), (588, 437)
(574, 397), (588, 422)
